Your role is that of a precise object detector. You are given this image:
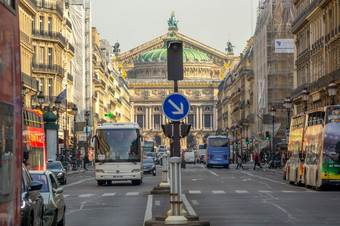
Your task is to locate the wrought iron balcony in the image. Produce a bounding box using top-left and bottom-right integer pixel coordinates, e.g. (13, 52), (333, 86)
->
(32, 29), (66, 47)
(68, 43), (75, 53)
(36, 1), (63, 18)
(66, 19), (72, 30)
(67, 73), (73, 82)
(32, 63), (64, 75)
(291, 0), (321, 31)
(22, 72), (38, 90)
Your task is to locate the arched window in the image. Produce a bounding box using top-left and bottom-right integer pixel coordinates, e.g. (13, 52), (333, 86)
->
(154, 106), (160, 112)
(204, 106), (210, 111)
(137, 106), (142, 112)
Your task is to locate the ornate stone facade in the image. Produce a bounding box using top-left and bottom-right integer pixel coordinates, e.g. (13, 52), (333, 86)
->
(116, 12), (236, 148)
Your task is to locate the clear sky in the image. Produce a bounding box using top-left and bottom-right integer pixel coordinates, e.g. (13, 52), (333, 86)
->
(92, 0), (259, 56)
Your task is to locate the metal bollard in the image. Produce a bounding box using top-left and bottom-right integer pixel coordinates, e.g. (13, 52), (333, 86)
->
(165, 157), (187, 224)
(159, 154), (170, 188)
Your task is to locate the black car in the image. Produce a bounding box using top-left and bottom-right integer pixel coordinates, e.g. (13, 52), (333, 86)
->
(143, 158), (156, 176)
(46, 160), (67, 185)
(21, 164), (44, 226)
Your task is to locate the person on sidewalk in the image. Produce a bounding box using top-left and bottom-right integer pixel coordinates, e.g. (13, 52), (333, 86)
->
(253, 152), (262, 170)
(236, 154), (244, 170)
(84, 155), (89, 170)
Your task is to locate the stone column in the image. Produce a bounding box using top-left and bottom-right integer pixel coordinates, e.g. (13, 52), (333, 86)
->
(213, 106), (217, 130)
(149, 107), (152, 129)
(145, 108), (148, 130)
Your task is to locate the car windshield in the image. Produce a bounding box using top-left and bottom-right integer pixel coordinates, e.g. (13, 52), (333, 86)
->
(31, 174), (49, 192)
(47, 162), (62, 170)
(144, 158), (154, 164)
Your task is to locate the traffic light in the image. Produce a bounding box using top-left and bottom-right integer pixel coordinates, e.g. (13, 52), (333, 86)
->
(104, 112), (115, 119)
(265, 131), (270, 140)
(246, 137), (249, 144)
(167, 41), (183, 80)
(235, 141), (238, 147)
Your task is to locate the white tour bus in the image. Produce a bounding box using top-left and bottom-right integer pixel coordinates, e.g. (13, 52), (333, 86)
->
(92, 122), (144, 186)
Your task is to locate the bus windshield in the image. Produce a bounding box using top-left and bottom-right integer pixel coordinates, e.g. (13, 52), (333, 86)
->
(144, 141), (154, 147)
(96, 129), (140, 162)
(209, 138), (228, 147)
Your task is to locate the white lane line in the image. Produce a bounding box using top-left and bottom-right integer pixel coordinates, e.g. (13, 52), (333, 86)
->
(79, 194), (93, 198)
(212, 190), (225, 194)
(63, 195), (70, 198)
(182, 194), (196, 216)
(155, 200), (160, 206)
(258, 190), (272, 193)
(144, 195), (153, 223)
(126, 192), (139, 196)
(62, 177), (93, 188)
(192, 200), (199, 205)
(102, 193), (116, 196)
(239, 170), (288, 186)
(202, 165), (219, 176)
(189, 190), (201, 194)
(235, 190), (249, 193)
(282, 190), (297, 193)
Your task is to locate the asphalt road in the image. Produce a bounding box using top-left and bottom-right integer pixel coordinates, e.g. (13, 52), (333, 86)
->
(62, 163), (340, 226)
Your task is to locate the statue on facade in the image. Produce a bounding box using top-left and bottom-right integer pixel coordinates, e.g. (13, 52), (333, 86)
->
(113, 41), (120, 53)
(168, 11), (178, 30)
(225, 41), (235, 54)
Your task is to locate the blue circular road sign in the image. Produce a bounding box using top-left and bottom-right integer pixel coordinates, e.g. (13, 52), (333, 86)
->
(162, 93), (190, 121)
(285, 130), (290, 137)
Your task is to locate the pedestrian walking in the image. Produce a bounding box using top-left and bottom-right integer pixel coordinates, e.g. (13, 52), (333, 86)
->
(253, 152), (262, 170)
(236, 154), (244, 170)
(84, 155), (89, 170)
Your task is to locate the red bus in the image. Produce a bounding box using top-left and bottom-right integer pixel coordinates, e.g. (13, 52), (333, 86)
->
(23, 109), (47, 171)
(0, 0), (23, 224)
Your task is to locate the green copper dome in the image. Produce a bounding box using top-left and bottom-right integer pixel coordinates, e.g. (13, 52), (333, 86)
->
(138, 48), (209, 63)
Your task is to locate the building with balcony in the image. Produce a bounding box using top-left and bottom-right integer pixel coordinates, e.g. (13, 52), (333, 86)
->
(292, 0), (340, 112)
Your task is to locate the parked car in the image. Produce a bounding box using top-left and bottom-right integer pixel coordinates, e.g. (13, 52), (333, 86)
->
(47, 160), (67, 185)
(21, 164), (44, 226)
(143, 158), (156, 176)
(30, 170), (66, 226)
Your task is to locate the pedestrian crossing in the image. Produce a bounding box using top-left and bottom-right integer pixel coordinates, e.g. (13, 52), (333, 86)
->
(64, 189), (307, 199)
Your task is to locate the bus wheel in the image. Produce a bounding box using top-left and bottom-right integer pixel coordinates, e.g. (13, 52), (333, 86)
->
(97, 181), (104, 186)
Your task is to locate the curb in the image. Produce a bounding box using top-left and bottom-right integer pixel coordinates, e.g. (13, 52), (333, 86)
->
(145, 215), (210, 226)
(67, 169), (86, 175)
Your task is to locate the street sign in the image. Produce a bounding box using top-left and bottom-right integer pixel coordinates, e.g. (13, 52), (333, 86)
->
(285, 130), (290, 137)
(162, 93), (190, 121)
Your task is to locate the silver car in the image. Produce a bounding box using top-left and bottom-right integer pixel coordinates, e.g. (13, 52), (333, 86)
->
(30, 170), (66, 226)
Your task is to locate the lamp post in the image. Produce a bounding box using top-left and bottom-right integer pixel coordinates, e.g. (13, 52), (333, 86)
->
(328, 82), (337, 105)
(84, 110), (90, 158)
(301, 88), (309, 112)
(37, 91), (45, 110)
(284, 97), (292, 130)
(54, 98), (61, 158)
(239, 123), (243, 155)
(72, 104), (78, 170)
(22, 84), (26, 107)
(270, 106), (276, 154)
(231, 126), (235, 163)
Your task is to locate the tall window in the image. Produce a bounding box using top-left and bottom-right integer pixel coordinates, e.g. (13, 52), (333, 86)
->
(33, 46), (36, 63)
(154, 115), (161, 129)
(39, 47), (44, 64)
(137, 115), (144, 129)
(39, 16), (44, 32)
(188, 114), (195, 129)
(39, 78), (44, 93)
(48, 79), (52, 97)
(48, 17), (52, 34)
(48, 48), (52, 65)
(31, 16), (35, 33)
(204, 114), (212, 129)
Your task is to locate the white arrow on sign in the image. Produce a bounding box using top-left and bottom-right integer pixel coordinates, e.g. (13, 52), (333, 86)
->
(168, 99), (184, 115)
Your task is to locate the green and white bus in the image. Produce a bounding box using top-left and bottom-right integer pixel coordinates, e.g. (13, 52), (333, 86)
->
(93, 123), (144, 186)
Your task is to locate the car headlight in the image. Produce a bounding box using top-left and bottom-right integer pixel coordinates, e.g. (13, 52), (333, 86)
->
(21, 199), (26, 209)
(57, 173), (63, 178)
(131, 169), (140, 173)
(96, 169), (104, 173)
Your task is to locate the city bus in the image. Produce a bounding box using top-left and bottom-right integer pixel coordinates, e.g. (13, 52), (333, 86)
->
(0, 0), (23, 224)
(284, 113), (305, 184)
(93, 122), (144, 186)
(22, 109), (47, 170)
(204, 135), (230, 168)
(285, 106), (340, 189)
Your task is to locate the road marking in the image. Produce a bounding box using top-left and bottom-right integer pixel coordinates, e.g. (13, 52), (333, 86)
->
(239, 171), (288, 186)
(144, 195), (153, 223)
(192, 200), (199, 205)
(182, 194), (196, 216)
(258, 190), (272, 193)
(126, 192), (139, 196)
(155, 200), (160, 206)
(282, 190), (297, 193)
(63, 195), (70, 198)
(102, 193), (116, 196)
(189, 190), (201, 194)
(79, 194), (93, 198)
(212, 190), (225, 194)
(62, 177), (93, 188)
(235, 190), (249, 193)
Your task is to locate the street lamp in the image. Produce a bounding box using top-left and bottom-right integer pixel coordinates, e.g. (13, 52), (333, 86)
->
(284, 97), (293, 130)
(238, 123), (243, 155)
(22, 84), (26, 107)
(37, 91), (45, 110)
(301, 88), (309, 112)
(72, 104), (78, 170)
(54, 98), (61, 157)
(84, 110), (90, 158)
(328, 82), (337, 105)
(270, 106), (276, 154)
